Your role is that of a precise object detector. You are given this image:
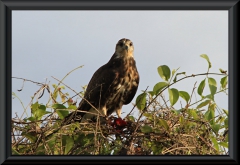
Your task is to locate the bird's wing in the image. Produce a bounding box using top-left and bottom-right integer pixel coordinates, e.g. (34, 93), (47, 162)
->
(123, 72), (140, 105)
(78, 61), (119, 112)
(63, 63), (117, 124)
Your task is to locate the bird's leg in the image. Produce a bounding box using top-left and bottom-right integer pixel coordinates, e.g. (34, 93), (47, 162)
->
(102, 106), (108, 120)
(116, 108), (122, 119)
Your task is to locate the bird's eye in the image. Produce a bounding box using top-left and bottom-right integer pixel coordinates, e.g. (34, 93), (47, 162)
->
(119, 42), (123, 47)
(129, 42), (133, 46)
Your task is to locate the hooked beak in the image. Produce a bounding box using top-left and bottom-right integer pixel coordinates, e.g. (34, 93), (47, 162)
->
(124, 45), (128, 52)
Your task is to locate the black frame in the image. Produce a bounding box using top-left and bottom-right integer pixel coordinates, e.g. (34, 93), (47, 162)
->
(0, 0), (239, 164)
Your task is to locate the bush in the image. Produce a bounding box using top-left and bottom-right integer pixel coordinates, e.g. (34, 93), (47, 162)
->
(12, 54), (228, 155)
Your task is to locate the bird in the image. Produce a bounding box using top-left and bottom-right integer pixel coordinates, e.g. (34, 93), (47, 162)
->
(63, 38), (139, 124)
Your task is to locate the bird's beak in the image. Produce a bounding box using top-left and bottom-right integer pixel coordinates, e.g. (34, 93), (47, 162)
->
(124, 45), (128, 52)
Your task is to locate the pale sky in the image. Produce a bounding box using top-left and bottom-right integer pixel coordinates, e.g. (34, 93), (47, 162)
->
(12, 11), (228, 119)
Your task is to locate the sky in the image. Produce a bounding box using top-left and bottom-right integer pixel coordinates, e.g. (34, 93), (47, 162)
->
(12, 11), (228, 120)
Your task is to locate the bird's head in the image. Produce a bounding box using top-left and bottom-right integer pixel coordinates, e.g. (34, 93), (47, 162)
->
(115, 38), (134, 58)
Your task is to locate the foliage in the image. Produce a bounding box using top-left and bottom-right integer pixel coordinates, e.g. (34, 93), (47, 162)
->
(12, 55), (228, 155)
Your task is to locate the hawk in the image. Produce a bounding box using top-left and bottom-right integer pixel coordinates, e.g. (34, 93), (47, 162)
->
(64, 38), (139, 124)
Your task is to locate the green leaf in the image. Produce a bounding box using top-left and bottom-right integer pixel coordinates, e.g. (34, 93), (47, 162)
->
(208, 77), (217, 96)
(219, 68), (227, 74)
(68, 105), (77, 110)
(31, 102), (39, 112)
(12, 148), (20, 155)
(220, 76), (228, 89)
(222, 109), (228, 115)
(179, 91), (190, 103)
(219, 142), (228, 148)
(53, 104), (69, 119)
(141, 125), (153, 133)
(200, 54), (212, 69)
(148, 91), (155, 97)
(52, 104), (67, 109)
(188, 109), (199, 120)
(47, 135), (57, 149)
(62, 135), (74, 154)
(27, 116), (36, 122)
(157, 65), (171, 81)
(224, 118), (228, 128)
(136, 93), (147, 110)
(56, 110), (69, 119)
(208, 109), (215, 125)
(128, 116), (135, 122)
(36, 145), (45, 155)
(172, 69), (177, 77)
(34, 108), (49, 120)
(21, 132), (37, 143)
(196, 99), (211, 109)
(143, 113), (153, 120)
(153, 82), (168, 95)
(197, 79), (206, 96)
(159, 119), (169, 131)
(179, 116), (184, 124)
(204, 94), (214, 100)
(173, 72), (186, 83)
(52, 84), (57, 88)
(212, 123), (221, 134)
(168, 88), (179, 106)
(211, 137), (219, 152)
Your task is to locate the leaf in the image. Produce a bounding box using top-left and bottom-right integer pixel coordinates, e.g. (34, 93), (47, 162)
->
(219, 142), (228, 148)
(204, 94), (214, 100)
(141, 125), (153, 133)
(200, 54), (212, 69)
(52, 90), (59, 100)
(172, 69), (177, 77)
(197, 79), (206, 96)
(47, 135), (57, 149)
(224, 118), (228, 128)
(179, 116), (184, 124)
(21, 132), (37, 143)
(68, 105), (77, 110)
(34, 108), (49, 120)
(12, 148), (20, 155)
(157, 65), (171, 81)
(27, 116), (36, 122)
(219, 68), (227, 74)
(222, 109), (228, 115)
(143, 113), (153, 120)
(136, 93), (147, 110)
(173, 72), (186, 83)
(53, 104), (69, 119)
(179, 91), (190, 103)
(208, 78), (217, 96)
(153, 82), (168, 95)
(59, 92), (66, 103)
(220, 76), (228, 89)
(52, 104), (67, 109)
(128, 116), (135, 122)
(208, 109), (215, 125)
(211, 137), (219, 152)
(62, 135), (74, 154)
(212, 123), (220, 134)
(168, 88), (179, 106)
(148, 91), (155, 97)
(56, 110), (69, 119)
(196, 99), (211, 109)
(188, 109), (199, 120)
(159, 119), (169, 131)
(52, 84), (57, 88)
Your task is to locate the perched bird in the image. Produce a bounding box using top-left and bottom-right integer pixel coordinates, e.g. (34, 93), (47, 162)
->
(64, 38), (139, 124)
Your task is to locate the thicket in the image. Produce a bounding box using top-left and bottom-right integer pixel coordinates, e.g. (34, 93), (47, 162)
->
(12, 54), (228, 155)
